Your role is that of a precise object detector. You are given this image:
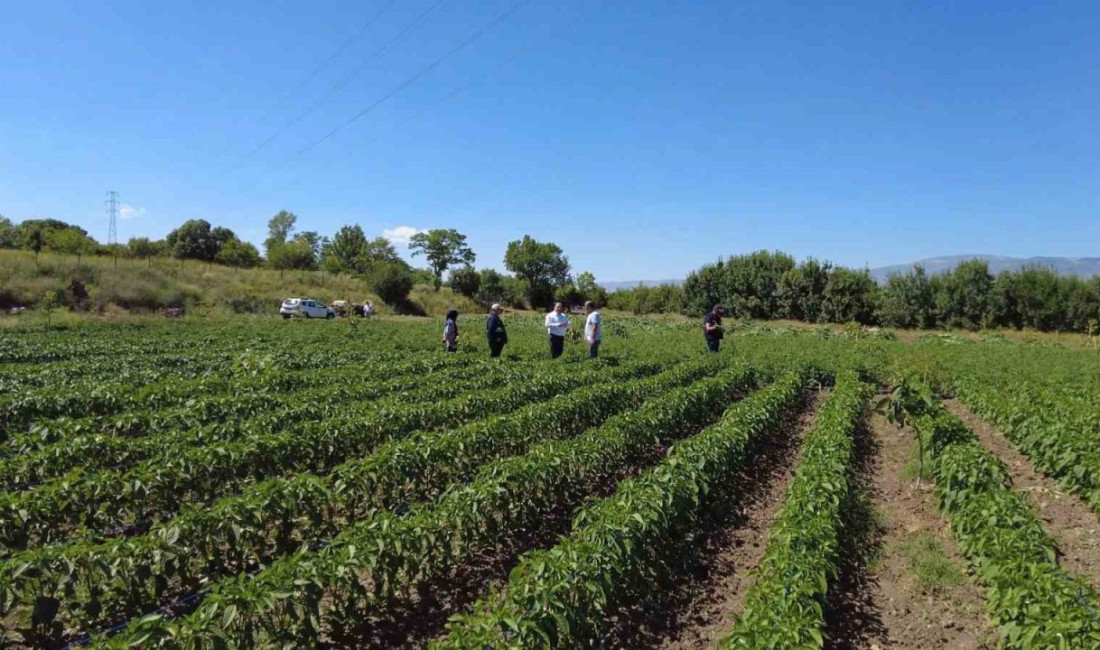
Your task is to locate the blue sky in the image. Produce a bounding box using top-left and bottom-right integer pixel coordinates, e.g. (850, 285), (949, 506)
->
(1, 0), (1098, 281)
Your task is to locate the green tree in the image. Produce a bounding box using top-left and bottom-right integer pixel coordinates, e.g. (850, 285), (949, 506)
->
(720, 250), (796, 319)
(0, 216), (17, 248)
(477, 269), (508, 306)
(778, 258), (830, 322)
(127, 237), (158, 263)
(268, 239), (317, 271)
(574, 271), (609, 306)
(292, 231), (322, 264)
(45, 228), (97, 265)
(607, 284), (685, 315)
(26, 226), (45, 261)
(264, 210), (297, 256)
(409, 229), (476, 291)
(876, 265), (935, 329)
(210, 226), (240, 251)
(370, 262), (414, 306)
(364, 236), (401, 266)
(932, 259), (993, 330)
(503, 235), (570, 307)
(1011, 266), (1067, 331)
(165, 219), (219, 261)
(215, 239), (262, 268)
(821, 267), (878, 324)
(323, 224), (369, 274)
(449, 265), (481, 298)
(556, 283), (584, 308)
(16, 219), (90, 244)
(683, 260), (726, 316)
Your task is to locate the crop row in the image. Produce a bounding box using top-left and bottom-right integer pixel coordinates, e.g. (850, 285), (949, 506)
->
(0, 350), (464, 440)
(1, 360), (655, 551)
(915, 401), (1100, 648)
(0, 358), (709, 638)
(9, 350), (460, 441)
(435, 368), (809, 648)
(954, 374), (1100, 515)
(719, 370), (869, 649)
(97, 365), (758, 648)
(0, 358), (541, 487)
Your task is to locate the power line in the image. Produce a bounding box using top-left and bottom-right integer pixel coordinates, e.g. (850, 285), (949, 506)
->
(292, 0), (530, 159)
(361, 2), (601, 150)
(262, 0), (398, 117)
(232, 0), (451, 167)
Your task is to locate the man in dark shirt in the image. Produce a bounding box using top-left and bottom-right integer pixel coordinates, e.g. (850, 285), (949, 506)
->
(486, 304), (508, 358)
(703, 304), (725, 353)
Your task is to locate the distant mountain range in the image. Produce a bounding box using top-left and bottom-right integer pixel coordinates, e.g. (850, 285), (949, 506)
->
(868, 255), (1100, 283)
(600, 256), (1100, 291)
(600, 279), (683, 291)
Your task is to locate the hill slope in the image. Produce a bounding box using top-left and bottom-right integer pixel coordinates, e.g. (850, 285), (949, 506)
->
(0, 250), (477, 317)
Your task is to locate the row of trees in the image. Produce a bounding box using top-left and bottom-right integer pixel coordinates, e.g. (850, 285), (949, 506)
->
(1, 213), (608, 310)
(611, 250), (1100, 333)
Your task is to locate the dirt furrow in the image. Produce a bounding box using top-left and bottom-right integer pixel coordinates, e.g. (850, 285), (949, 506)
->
(945, 399), (1100, 594)
(828, 410), (994, 650)
(322, 415), (687, 648)
(604, 391), (825, 650)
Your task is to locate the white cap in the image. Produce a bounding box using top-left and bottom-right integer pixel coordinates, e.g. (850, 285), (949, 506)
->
(491, 303), (502, 312)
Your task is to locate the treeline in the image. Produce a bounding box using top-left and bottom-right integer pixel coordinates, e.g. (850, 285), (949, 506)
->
(609, 251), (1100, 333)
(0, 213), (611, 312)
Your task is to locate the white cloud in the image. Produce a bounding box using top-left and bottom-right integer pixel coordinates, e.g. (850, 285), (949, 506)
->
(118, 204), (146, 220)
(382, 226), (425, 245)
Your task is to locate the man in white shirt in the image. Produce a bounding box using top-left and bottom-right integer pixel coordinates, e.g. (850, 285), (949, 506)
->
(544, 302), (571, 359)
(584, 300), (602, 359)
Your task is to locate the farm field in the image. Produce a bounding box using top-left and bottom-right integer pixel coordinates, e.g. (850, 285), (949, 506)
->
(1, 316), (1099, 649)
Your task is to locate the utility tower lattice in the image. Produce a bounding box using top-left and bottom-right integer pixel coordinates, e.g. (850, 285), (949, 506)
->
(105, 191), (119, 245)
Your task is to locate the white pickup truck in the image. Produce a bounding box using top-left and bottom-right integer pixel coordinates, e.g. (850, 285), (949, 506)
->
(279, 298), (335, 320)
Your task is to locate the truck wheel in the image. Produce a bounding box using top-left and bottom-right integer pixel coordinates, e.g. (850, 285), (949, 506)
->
(327, 313), (335, 320)
(282, 314), (290, 320)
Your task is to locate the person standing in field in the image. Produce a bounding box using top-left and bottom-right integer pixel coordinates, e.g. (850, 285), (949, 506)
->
(486, 304), (508, 358)
(584, 300), (602, 359)
(442, 309), (459, 352)
(703, 304), (725, 353)
(545, 302), (571, 359)
(363, 301), (374, 318)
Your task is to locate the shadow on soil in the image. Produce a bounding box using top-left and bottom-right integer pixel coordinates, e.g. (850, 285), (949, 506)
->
(602, 393), (813, 649)
(824, 415), (889, 649)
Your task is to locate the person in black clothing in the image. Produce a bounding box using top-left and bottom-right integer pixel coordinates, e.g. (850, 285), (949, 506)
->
(703, 304), (725, 353)
(486, 304), (508, 358)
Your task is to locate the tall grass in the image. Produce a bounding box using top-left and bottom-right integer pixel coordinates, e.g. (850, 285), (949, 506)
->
(0, 250), (478, 319)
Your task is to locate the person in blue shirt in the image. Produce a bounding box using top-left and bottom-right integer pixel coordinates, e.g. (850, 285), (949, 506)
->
(442, 309), (459, 352)
(486, 304), (508, 358)
(703, 304), (725, 353)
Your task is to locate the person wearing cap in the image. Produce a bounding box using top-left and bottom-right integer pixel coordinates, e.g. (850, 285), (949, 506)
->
(486, 304), (508, 358)
(544, 302), (571, 359)
(703, 304), (725, 353)
(584, 300), (602, 359)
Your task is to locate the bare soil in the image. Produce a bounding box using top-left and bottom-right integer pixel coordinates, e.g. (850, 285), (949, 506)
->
(603, 390), (824, 649)
(945, 399), (1100, 594)
(830, 411), (995, 650)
